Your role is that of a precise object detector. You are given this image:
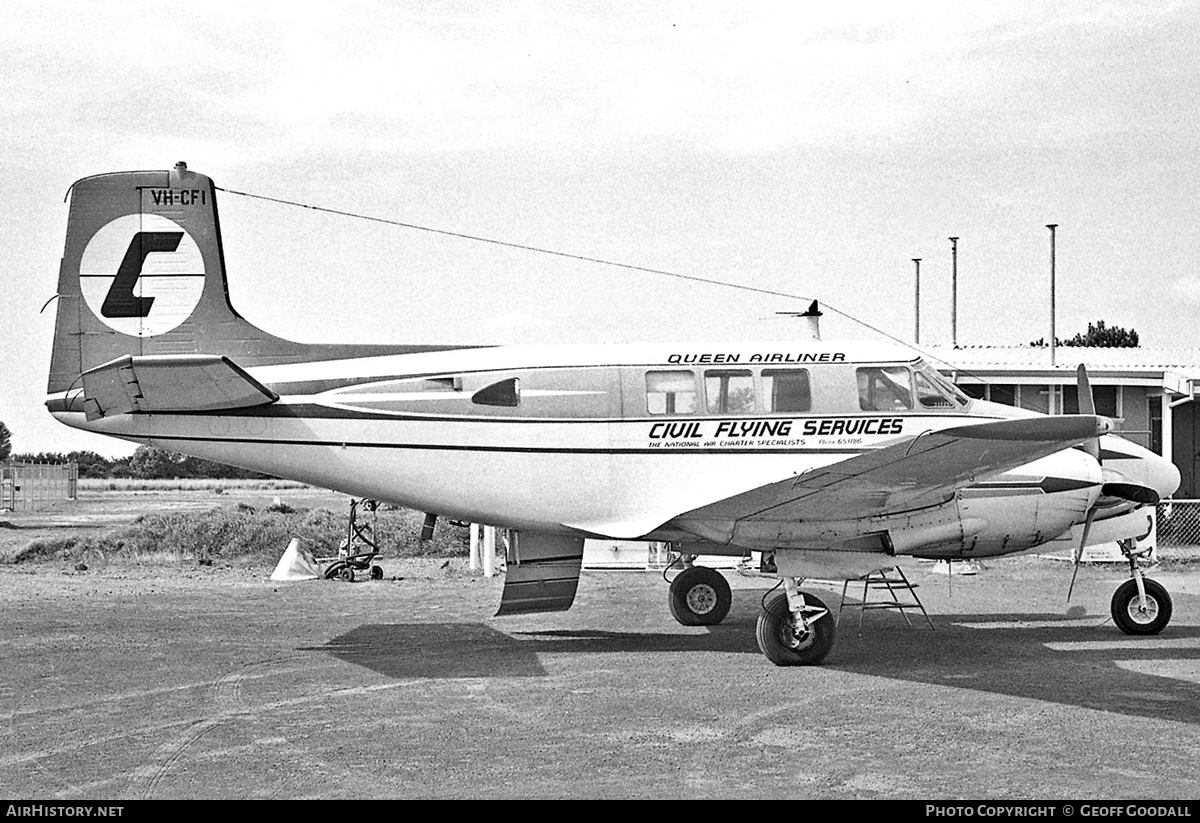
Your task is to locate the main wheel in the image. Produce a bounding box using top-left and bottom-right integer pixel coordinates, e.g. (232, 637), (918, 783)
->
(1111, 578), (1172, 635)
(756, 591), (836, 666)
(668, 566), (733, 626)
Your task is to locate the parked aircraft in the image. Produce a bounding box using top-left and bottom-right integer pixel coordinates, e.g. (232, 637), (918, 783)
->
(45, 163), (1180, 665)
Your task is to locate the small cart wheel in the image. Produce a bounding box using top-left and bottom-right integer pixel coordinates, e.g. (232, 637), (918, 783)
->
(338, 566), (355, 583)
(370, 565), (384, 580)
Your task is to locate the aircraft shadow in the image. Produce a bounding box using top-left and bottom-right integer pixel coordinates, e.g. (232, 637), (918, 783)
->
(319, 604), (1200, 725)
(826, 611), (1200, 725)
(317, 621), (753, 680)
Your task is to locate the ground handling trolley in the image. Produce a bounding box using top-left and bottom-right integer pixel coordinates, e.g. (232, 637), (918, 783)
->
(319, 498), (385, 582)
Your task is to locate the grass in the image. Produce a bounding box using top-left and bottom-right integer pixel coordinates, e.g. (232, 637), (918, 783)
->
(13, 502), (470, 565)
(78, 478), (310, 493)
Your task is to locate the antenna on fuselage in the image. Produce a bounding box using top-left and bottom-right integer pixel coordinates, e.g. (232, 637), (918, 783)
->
(774, 300), (822, 341)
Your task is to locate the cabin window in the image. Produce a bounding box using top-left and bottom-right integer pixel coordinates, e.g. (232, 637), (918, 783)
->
(762, 369), (811, 413)
(646, 370), (697, 415)
(704, 370), (755, 414)
(857, 366), (913, 411)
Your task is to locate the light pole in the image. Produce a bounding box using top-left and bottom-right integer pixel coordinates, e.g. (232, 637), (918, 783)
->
(1047, 224), (1058, 366)
(913, 258), (922, 343)
(949, 237), (959, 347)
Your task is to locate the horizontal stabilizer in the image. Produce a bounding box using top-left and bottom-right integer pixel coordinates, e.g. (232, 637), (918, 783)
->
(79, 354), (278, 421)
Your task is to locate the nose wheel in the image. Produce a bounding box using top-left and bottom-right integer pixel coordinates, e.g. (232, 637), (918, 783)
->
(1111, 577), (1172, 635)
(1111, 538), (1172, 635)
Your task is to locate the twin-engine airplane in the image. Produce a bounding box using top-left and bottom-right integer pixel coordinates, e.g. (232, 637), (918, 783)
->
(46, 163), (1181, 665)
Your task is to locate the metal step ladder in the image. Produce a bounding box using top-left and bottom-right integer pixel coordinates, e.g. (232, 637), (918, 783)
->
(837, 566), (934, 632)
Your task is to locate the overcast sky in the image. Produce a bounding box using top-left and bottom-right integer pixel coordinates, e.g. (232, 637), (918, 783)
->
(2, 0), (1198, 457)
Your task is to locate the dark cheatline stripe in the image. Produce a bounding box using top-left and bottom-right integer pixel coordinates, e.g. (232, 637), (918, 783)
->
(145, 433), (864, 456)
(969, 477), (1097, 494)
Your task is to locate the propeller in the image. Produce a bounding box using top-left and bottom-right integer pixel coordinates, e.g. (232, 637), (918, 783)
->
(1068, 364), (1164, 599)
(1068, 364), (1100, 602)
(1076, 364), (1101, 460)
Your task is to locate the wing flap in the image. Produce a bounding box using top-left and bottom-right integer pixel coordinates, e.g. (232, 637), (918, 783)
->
(80, 354), (279, 420)
(495, 533), (585, 616)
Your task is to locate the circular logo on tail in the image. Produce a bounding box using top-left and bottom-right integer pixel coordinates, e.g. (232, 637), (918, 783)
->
(79, 214), (205, 337)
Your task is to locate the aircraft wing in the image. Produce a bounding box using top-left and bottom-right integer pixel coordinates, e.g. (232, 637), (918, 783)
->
(79, 354), (279, 421)
(669, 415), (1110, 542)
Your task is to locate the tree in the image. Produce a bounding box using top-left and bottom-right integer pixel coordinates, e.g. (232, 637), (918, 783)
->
(0, 421), (10, 463)
(128, 445), (186, 479)
(1030, 320), (1139, 348)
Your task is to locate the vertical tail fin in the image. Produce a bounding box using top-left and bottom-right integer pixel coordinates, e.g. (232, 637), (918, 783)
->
(48, 163), (464, 406)
(48, 162), (269, 395)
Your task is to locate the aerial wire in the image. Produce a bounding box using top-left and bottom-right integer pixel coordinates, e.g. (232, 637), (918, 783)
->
(215, 185), (984, 379)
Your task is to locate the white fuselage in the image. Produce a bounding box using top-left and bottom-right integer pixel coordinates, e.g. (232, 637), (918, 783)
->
(52, 340), (1175, 565)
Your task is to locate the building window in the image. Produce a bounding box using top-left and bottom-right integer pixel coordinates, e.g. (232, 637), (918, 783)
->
(1062, 385), (1121, 418)
(1018, 385), (1051, 415)
(989, 384), (1018, 406)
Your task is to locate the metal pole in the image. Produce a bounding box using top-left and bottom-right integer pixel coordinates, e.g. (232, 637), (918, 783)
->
(483, 526), (496, 578)
(949, 237), (959, 347)
(1047, 224), (1058, 366)
(912, 258), (922, 343)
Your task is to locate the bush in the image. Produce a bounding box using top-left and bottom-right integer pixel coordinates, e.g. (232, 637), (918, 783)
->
(13, 504), (469, 565)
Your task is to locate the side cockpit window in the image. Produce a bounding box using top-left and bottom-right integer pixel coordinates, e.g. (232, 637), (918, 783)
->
(704, 369), (755, 414)
(646, 370), (697, 415)
(857, 366), (913, 411)
(914, 371), (955, 409)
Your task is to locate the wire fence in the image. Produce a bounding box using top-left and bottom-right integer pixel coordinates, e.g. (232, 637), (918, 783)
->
(1156, 500), (1200, 548)
(1, 462), (78, 512)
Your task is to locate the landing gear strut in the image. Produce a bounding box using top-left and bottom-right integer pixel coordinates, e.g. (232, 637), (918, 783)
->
(1111, 538), (1172, 635)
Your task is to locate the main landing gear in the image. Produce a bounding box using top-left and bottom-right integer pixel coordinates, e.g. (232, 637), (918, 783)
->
(665, 557), (835, 665)
(667, 564), (732, 626)
(1111, 538), (1172, 635)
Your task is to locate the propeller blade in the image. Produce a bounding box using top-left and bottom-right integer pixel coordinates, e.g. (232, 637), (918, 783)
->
(1076, 364), (1100, 462)
(1067, 507), (1097, 603)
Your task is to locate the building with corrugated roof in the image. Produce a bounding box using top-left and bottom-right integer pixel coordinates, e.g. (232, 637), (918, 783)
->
(926, 346), (1200, 497)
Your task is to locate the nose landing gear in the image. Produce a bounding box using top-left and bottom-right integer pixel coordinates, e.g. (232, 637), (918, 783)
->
(1111, 538), (1172, 635)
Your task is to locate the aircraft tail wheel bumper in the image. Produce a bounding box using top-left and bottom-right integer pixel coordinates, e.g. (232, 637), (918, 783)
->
(756, 582), (836, 666)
